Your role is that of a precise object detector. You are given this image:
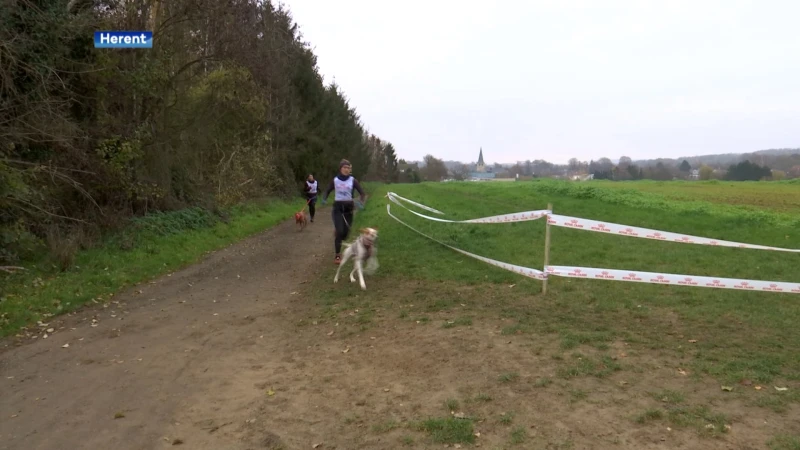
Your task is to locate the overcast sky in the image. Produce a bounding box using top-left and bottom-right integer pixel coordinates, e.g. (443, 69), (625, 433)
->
(280, 0), (800, 165)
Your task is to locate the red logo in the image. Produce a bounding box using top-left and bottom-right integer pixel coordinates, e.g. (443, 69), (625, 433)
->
(594, 271), (615, 279)
(734, 281), (754, 290)
(646, 232), (666, 240)
(738, 244), (748, 248)
(706, 280), (726, 288)
(650, 275), (670, 283)
(675, 237), (694, 243)
(792, 286), (800, 293)
(762, 284), (783, 292)
(548, 219), (557, 224)
(709, 241), (719, 246)
(623, 272), (642, 281)
(619, 228), (638, 236)
(565, 219), (584, 228)
(591, 223), (611, 232)
(568, 269), (587, 277)
(678, 277), (698, 286)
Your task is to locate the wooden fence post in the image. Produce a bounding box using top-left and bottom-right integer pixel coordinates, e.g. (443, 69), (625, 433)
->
(542, 203), (552, 295)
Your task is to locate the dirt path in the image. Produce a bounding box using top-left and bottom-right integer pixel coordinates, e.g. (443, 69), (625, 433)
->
(1, 215), (334, 450)
(3, 211), (798, 450)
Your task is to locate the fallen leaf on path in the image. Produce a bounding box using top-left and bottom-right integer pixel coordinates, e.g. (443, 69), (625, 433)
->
(678, 369), (688, 376)
(313, 444), (322, 449)
(721, 386), (733, 392)
(266, 389), (275, 396)
(342, 347), (350, 353)
(775, 386), (788, 391)
(688, 339), (697, 343)
(327, 331), (334, 336)
(62, 343), (69, 348)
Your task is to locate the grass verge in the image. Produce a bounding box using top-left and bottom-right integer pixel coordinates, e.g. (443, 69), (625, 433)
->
(0, 197), (302, 337)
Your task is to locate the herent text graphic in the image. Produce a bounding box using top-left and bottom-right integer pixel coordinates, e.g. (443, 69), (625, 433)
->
(94, 31), (153, 48)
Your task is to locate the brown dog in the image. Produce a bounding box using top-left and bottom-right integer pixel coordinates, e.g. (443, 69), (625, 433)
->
(294, 211), (308, 231)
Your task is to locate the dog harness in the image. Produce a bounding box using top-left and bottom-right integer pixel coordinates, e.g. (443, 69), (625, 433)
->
(361, 240), (373, 259)
(333, 176), (354, 202)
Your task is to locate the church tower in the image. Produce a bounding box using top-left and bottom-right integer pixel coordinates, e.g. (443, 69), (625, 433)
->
(476, 147), (485, 173)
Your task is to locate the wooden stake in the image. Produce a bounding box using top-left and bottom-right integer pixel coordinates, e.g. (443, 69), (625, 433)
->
(542, 203), (552, 295)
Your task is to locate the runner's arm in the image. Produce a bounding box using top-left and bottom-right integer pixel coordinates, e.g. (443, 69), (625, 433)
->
(353, 179), (366, 203)
(322, 180), (335, 201)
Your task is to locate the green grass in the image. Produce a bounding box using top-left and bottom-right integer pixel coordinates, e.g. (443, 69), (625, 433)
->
(346, 179), (800, 391)
(0, 197), (303, 336)
(586, 179), (800, 214)
(635, 403), (730, 436)
(769, 435), (800, 450)
(410, 417), (475, 444)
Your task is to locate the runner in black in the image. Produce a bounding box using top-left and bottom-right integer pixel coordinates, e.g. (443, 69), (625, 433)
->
(303, 174), (318, 222)
(321, 159), (366, 264)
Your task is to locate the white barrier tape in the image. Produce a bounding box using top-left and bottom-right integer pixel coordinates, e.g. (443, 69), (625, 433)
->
(545, 265), (800, 294)
(386, 192), (445, 215)
(387, 192), (550, 224)
(386, 204), (546, 280)
(547, 214), (800, 253)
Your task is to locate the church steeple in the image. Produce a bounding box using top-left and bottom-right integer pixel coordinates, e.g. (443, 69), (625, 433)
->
(476, 147), (485, 173)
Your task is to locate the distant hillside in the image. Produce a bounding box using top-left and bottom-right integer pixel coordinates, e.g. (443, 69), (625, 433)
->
(633, 148), (800, 168)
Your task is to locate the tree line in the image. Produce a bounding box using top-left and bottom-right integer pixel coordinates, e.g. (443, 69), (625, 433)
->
(408, 152), (800, 182)
(1, 0), (400, 269)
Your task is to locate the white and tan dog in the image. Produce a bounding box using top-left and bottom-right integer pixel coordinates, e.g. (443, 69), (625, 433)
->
(333, 227), (379, 290)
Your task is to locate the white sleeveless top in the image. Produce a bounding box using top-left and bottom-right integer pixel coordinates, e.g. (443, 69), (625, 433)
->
(306, 180), (317, 194)
(333, 177), (354, 201)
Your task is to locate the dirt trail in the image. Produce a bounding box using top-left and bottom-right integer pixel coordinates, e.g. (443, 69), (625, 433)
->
(3, 211), (798, 450)
(1, 216), (333, 450)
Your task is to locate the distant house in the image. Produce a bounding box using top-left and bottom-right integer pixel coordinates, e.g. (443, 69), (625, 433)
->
(689, 169), (699, 180)
(398, 162), (419, 172)
(466, 148), (520, 181)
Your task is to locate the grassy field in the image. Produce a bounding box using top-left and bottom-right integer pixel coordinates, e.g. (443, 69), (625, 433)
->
(0, 198), (304, 337)
(306, 179), (800, 448)
(577, 178), (800, 214)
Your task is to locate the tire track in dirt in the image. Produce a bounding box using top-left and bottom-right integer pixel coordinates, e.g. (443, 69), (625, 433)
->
(0, 216), (333, 450)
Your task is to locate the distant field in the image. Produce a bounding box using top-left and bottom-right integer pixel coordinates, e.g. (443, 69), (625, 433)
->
(304, 179), (800, 448)
(586, 179), (800, 213)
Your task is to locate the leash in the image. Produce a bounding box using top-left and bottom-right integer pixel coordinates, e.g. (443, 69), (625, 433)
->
(338, 196), (367, 229)
(298, 196), (313, 213)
